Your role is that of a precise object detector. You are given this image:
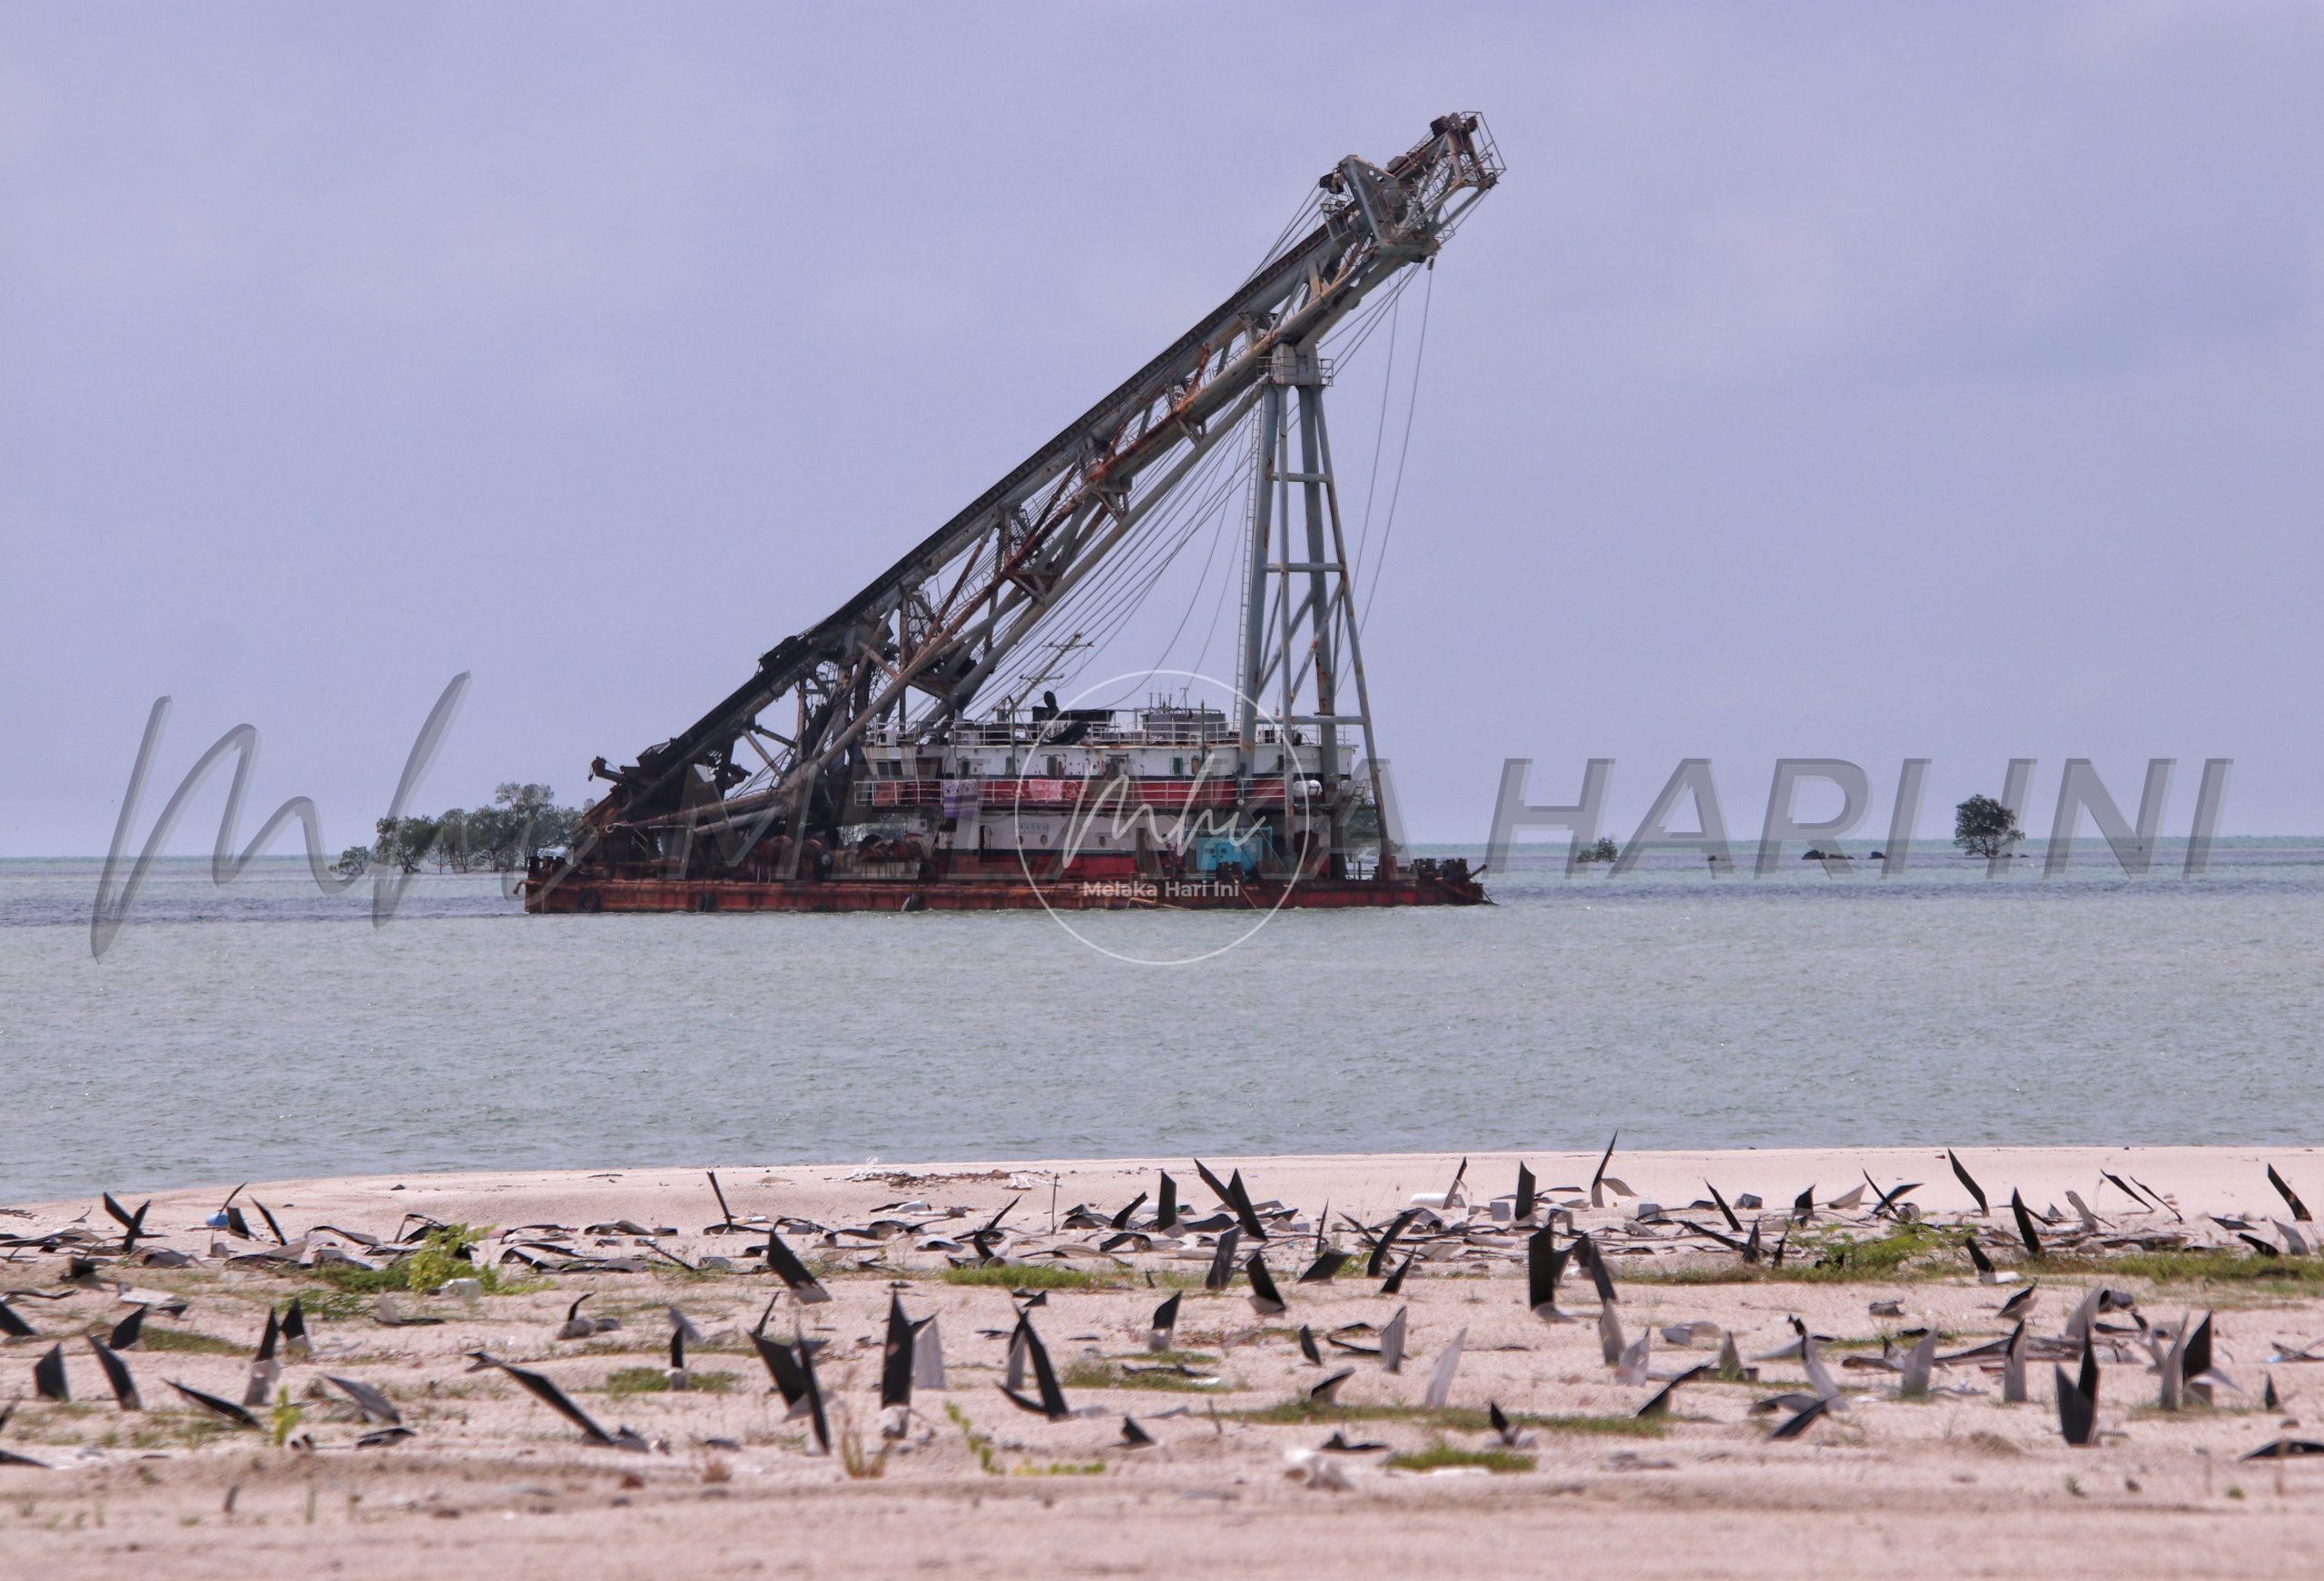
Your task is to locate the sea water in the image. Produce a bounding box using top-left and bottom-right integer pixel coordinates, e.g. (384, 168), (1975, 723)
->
(3, 841), (2319, 1201)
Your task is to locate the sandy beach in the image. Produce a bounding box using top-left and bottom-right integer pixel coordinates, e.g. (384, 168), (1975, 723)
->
(5, 1146), (2324, 1578)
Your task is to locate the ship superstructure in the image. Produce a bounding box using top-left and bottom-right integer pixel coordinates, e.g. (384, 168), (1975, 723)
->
(851, 700), (1343, 879)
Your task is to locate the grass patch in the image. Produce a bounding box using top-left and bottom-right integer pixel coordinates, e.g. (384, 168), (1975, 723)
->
(132, 1327), (246, 1356)
(1827, 1327), (1960, 1354)
(1233, 1399), (1663, 1437)
(933, 1262), (1206, 1292)
(831, 1404), (890, 1480)
(12, 1404), (102, 1446)
(939, 1400), (1104, 1476)
(940, 1263), (1110, 1290)
(603, 1367), (737, 1397)
(2052, 1250), (2324, 1289)
(649, 1262), (733, 1286)
(1628, 1223), (1960, 1285)
(1636, 1232), (2324, 1292)
(1061, 1360), (1219, 1393)
(1142, 1270), (1209, 1290)
(287, 1286), (373, 1323)
(1113, 1349), (1217, 1367)
(947, 1401), (1004, 1476)
(1388, 1441), (1536, 1474)
(123, 1412), (233, 1451)
(1500, 1412), (1665, 1439)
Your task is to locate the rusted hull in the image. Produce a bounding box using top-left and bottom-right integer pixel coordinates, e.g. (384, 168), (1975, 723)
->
(522, 872), (1486, 914)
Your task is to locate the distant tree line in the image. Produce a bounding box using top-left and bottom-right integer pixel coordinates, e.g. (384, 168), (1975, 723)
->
(333, 783), (586, 876)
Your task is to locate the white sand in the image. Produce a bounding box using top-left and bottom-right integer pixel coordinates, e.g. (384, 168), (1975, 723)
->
(4, 1146), (2323, 1579)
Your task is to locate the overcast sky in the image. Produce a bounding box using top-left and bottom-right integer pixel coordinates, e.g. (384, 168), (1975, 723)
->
(5, 2), (2319, 855)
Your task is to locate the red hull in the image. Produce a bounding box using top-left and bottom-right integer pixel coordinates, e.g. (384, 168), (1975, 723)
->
(522, 870), (1485, 914)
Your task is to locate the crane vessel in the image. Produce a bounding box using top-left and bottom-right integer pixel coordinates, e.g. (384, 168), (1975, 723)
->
(527, 113), (1500, 914)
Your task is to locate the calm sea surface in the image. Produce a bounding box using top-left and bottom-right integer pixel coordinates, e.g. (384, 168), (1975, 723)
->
(4, 841), (2319, 1202)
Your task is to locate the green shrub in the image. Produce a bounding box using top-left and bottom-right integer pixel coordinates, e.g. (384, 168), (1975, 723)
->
(310, 1225), (537, 1298)
(1388, 1441), (1535, 1473)
(603, 1367), (736, 1397)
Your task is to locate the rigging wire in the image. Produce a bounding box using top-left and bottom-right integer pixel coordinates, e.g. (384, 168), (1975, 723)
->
(977, 419), (1255, 708)
(1189, 412), (1265, 683)
(1245, 190), (1324, 283)
(1030, 438), (1259, 706)
(1357, 265), (1433, 630)
(1124, 430), (1246, 687)
(1067, 454), (1255, 684)
(1348, 290), (1402, 583)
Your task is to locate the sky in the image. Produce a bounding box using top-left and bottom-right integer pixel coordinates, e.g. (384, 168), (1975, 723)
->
(4, 1), (2320, 855)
